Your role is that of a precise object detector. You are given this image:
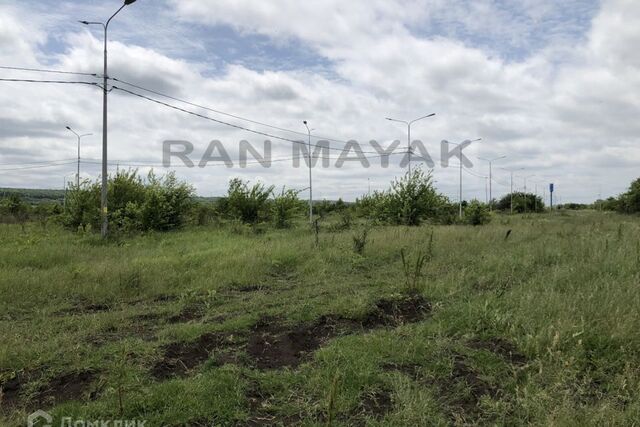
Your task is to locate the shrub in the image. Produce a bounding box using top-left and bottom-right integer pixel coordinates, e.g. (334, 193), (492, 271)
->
(355, 168), (447, 226)
(465, 200), (491, 226)
(272, 187), (303, 228)
(352, 226), (370, 255)
(0, 194), (30, 226)
(496, 192), (545, 213)
(63, 170), (194, 233)
(618, 178), (640, 214)
(225, 178), (274, 224)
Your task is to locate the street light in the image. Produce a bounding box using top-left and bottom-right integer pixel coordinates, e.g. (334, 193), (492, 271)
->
(448, 138), (482, 219)
(478, 155), (506, 211)
(66, 126), (92, 188)
(385, 113), (436, 173)
(80, 0), (137, 238)
(303, 120), (314, 225)
(523, 174), (535, 214)
(501, 167), (525, 215)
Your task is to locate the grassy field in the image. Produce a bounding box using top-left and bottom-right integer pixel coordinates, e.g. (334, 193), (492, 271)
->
(1, 211), (639, 426)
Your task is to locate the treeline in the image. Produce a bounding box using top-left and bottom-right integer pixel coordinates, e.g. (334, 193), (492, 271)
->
(1, 168), (497, 232)
(594, 178), (640, 214)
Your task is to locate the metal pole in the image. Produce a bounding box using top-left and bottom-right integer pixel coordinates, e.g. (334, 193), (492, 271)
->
(77, 135), (81, 188)
(100, 24), (109, 238)
(485, 177), (489, 204)
(81, 1), (134, 238)
(407, 122), (411, 174)
(510, 172), (514, 215)
(303, 121), (313, 225)
(488, 162), (492, 207)
(524, 177), (527, 214)
(459, 157), (463, 219)
(385, 114), (435, 174)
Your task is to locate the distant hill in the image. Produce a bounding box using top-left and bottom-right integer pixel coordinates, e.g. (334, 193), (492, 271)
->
(0, 188), (66, 204)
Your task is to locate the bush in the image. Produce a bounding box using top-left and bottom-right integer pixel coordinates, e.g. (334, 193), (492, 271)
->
(496, 192), (545, 213)
(272, 187), (303, 228)
(223, 178), (274, 224)
(0, 194), (30, 225)
(355, 168), (448, 226)
(618, 178), (640, 214)
(63, 170), (194, 233)
(465, 200), (491, 226)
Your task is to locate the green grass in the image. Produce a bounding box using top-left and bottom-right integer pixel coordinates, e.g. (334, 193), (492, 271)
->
(1, 211), (639, 426)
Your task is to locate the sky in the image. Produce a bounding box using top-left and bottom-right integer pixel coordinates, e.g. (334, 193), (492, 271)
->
(0, 0), (638, 204)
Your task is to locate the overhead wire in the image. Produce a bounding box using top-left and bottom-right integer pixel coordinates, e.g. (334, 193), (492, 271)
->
(109, 76), (376, 147)
(111, 85), (385, 155)
(0, 65), (99, 77)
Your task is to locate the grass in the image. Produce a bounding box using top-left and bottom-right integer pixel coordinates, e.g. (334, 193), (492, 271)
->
(0, 211), (639, 426)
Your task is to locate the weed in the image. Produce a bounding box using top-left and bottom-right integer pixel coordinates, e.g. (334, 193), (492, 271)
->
(400, 232), (433, 295)
(325, 374), (340, 427)
(352, 226), (370, 255)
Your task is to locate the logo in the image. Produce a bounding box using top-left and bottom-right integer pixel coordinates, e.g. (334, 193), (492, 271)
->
(28, 410), (52, 427)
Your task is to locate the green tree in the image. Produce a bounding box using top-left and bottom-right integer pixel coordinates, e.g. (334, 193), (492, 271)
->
(271, 187), (303, 228)
(465, 200), (491, 226)
(225, 178), (274, 224)
(355, 168), (447, 226)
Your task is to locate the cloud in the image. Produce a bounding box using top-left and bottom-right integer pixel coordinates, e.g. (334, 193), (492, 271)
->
(0, 0), (638, 203)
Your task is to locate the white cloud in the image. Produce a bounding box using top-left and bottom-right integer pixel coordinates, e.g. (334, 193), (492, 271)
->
(0, 0), (638, 204)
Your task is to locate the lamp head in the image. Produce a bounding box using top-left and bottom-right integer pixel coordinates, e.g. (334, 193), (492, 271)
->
(79, 20), (90, 25)
(124, 0), (137, 5)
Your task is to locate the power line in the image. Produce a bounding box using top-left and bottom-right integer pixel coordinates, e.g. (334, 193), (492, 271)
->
(0, 161), (77, 172)
(111, 85), (384, 154)
(0, 65), (99, 77)
(0, 78), (100, 87)
(0, 158), (77, 167)
(110, 76), (373, 147)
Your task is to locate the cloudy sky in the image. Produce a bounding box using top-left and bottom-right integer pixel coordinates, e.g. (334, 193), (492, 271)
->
(0, 0), (638, 203)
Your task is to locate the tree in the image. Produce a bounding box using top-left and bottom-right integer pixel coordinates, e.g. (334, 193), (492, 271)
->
(225, 178), (274, 224)
(271, 187), (303, 228)
(63, 170), (194, 233)
(496, 192), (545, 213)
(355, 168), (448, 226)
(465, 200), (491, 225)
(618, 178), (640, 214)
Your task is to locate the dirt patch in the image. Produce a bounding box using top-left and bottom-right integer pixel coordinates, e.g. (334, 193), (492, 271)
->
(33, 371), (99, 408)
(151, 333), (243, 380)
(0, 370), (28, 410)
(151, 295), (431, 378)
(362, 295), (431, 328)
(467, 337), (527, 366)
(359, 388), (394, 419)
(448, 357), (499, 413)
(243, 382), (302, 426)
(168, 303), (206, 323)
(1, 369), (98, 412)
(247, 296), (430, 370)
(383, 355), (500, 423)
(247, 316), (359, 370)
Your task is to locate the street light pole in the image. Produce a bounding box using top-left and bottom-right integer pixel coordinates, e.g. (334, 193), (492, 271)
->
(501, 167), (525, 214)
(523, 174), (535, 214)
(303, 121), (314, 225)
(66, 126), (92, 188)
(386, 113), (435, 174)
(478, 155), (506, 211)
(448, 138), (482, 219)
(80, 0), (137, 238)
